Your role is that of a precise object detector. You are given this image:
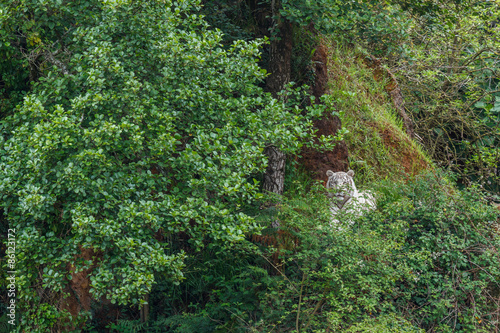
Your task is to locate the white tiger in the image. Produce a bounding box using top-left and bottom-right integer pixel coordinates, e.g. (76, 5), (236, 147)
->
(326, 169), (376, 224)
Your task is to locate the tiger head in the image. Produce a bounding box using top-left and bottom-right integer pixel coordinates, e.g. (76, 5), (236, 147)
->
(326, 170), (357, 202)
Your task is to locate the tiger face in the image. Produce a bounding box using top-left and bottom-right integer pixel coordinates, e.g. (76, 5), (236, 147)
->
(326, 170), (357, 202)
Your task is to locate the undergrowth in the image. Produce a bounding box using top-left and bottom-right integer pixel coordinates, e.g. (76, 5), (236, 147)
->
(107, 169), (500, 333)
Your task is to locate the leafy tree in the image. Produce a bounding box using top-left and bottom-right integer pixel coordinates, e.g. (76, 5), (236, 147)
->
(0, 0), (101, 118)
(221, 0), (413, 195)
(0, 0), (323, 330)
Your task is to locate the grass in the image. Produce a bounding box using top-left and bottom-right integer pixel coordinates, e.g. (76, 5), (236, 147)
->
(324, 40), (433, 186)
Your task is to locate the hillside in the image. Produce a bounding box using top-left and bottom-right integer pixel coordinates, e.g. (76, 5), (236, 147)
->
(300, 40), (431, 190)
(327, 42), (431, 182)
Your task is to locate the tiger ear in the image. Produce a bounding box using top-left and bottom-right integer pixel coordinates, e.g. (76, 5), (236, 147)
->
(326, 170), (334, 177)
(347, 170), (355, 177)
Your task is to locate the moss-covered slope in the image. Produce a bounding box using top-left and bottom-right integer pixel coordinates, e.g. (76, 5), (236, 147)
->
(325, 41), (432, 184)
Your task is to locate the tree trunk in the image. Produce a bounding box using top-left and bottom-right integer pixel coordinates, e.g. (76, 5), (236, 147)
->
(262, 17), (293, 196)
(266, 18), (293, 97)
(263, 145), (286, 195)
(140, 293), (150, 323)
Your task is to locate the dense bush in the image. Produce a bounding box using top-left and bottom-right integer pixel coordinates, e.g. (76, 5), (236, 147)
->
(263, 172), (499, 332)
(377, 173), (500, 332)
(392, 1), (500, 192)
(117, 171), (499, 332)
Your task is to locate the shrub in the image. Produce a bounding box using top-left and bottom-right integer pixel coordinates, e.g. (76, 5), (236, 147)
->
(376, 172), (500, 332)
(249, 171), (500, 332)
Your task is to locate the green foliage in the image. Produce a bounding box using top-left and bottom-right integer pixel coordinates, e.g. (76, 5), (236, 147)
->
(251, 171), (500, 332)
(103, 238), (273, 332)
(200, 0), (255, 43)
(108, 319), (149, 333)
(0, 0), (100, 117)
(108, 316), (215, 333)
(0, 314), (11, 332)
(279, 0), (412, 56)
(391, 0), (500, 192)
(246, 181), (412, 332)
(290, 25), (319, 88)
(0, 0), (323, 330)
(376, 172), (500, 332)
(346, 313), (424, 333)
(70, 169), (500, 332)
(133, 180), (410, 332)
(181, 170), (498, 332)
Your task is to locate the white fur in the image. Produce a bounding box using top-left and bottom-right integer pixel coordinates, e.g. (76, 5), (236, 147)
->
(326, 170), (376, 225)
